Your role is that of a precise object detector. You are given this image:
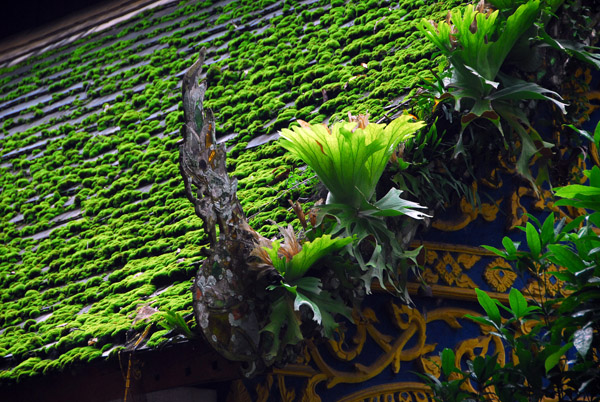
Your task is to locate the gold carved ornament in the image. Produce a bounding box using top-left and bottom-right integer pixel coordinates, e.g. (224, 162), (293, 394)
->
(227, 303), (506, 401)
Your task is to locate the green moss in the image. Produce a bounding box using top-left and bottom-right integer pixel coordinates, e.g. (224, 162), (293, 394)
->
(0, 0), (469, 384)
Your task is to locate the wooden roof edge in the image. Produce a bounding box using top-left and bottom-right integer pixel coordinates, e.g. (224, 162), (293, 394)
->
(0, 0), (176, 68)
(1, 339), (242, 402)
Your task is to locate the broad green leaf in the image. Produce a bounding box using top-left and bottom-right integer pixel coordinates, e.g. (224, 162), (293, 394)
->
(284, 275), (352, 338)
(562, 215), (586, 234)
(555, 198), (600, 211)
(548, 271), (575, 282)
(541, 213), (555, 247)
(402, 246), (422, 266)
(526, 222), (541, 256)
(441, 348), (456, 376)
(471, 355), (485, 379)
(286, 234), (352, 281)
(445, 1), (540, 83)
(589, 212), (600, 228)
(464, 65), (499, 88)
(554, 184), (600, 198)
(545, 342), (573, 373)
(466, 314), (499, 328)
(359, 244), (385, 294)
(488, 1), (540, 78)
(294, 291), (322, 324)
(574, 326), (594, 357)
(589, 246), (600, 256)
(526, 213), (542, 229)
(371, 188), (430, 219)
(280, 281), (297, 295)
(475, 288), (501, 326)
(281, 309), (303, 350)
(487, 0), (517, 8)
(586, 165), (600, 188)
(262, 297), (303, 360)
(539, 28), (600, 69)
(294, 276), (322, 294)
(565, 124), (594, 143)
(367, 116), (426, 197)
(263, 241), (287, 275)
(496, 105), (548, 186)
(309, 290), (353, 337)
(417, 18), (454, 56)
(491, 79), (567, 114)
(508, 288), (527, 319)
(502, 236), (518, 256)
(481, 244), (507, 257)
(547, 244), (586, 273)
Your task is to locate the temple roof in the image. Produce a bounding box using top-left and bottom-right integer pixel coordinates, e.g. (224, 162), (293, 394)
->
(0, 0), (464, 386)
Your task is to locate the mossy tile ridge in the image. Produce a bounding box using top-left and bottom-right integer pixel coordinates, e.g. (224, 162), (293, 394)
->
(0, 0), (465, 383)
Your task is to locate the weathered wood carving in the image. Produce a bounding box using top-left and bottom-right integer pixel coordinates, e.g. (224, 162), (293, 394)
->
(179, 48), (263, 375)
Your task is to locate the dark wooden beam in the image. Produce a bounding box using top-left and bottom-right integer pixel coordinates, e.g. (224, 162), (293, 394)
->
(3, 340), (241, 402)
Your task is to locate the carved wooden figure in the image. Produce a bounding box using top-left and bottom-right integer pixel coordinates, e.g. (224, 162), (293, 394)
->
(179, 48), (262, 375)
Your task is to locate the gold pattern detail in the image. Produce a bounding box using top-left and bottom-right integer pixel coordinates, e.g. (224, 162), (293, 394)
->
(422, 268), (439, 285)
(509, 184), (593, 232)
(251, 79), (598, 399)
(432, 195), (502, 231)
(336, 382), (432, 402)
(479, 168), (503, 189)
(484, 258), (518, 292)
(327, 309), (369, 361)
(426, 250), (479, 288)
(278, 374), (296, 402)
(406, 283), (511, 304)
(255, 373), (274, 402)
(521, 264), (571, 299)
(455, 335), (505, 397)
(508, 186), (533, 229)
(418, 355), (441, 378)
(578, 89), (600, 122)
(455, 334), (505, 367)
(411, 241), (501, 295)
(265, 305), (491, 401)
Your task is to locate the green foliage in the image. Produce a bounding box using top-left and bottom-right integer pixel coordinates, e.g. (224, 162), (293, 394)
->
(425, 167), (600, 401)
(158, 310), (195, 339)
(263, 233), (352, 282)
(318, 189), (425, 296)
(539, 30), (600, 69)
(279, 115), (425, 209)
(392, 119), (474, 210)
(416, 0), (590, 186)
(280, 115), (429, 300)
(254, 227), (353, 360)
(258, 115), (435, 359)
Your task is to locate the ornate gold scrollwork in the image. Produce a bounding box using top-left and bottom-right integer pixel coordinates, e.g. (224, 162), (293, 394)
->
(418, 242), (496, 290)
(425, 249), (479, 288)
(232, 303), (496, 401)
(432, 184), (502, 232)
(336, 382), (433, 402)
(484, 257), (517, 292)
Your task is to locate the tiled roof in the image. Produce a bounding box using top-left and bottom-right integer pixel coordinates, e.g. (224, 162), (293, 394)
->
(0, 0), (463, 385)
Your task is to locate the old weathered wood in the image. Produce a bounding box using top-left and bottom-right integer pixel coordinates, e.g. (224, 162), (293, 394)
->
(179, 48), (263, 375)
(3, 341), (239, 402)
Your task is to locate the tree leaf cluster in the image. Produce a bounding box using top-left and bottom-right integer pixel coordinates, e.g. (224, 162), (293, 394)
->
(424, 165), (600, 401)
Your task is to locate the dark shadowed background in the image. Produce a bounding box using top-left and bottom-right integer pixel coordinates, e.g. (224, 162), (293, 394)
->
(1, 0), (109, 40)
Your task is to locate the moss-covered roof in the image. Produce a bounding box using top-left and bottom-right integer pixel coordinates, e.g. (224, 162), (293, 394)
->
(0, 0), (464, 384)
